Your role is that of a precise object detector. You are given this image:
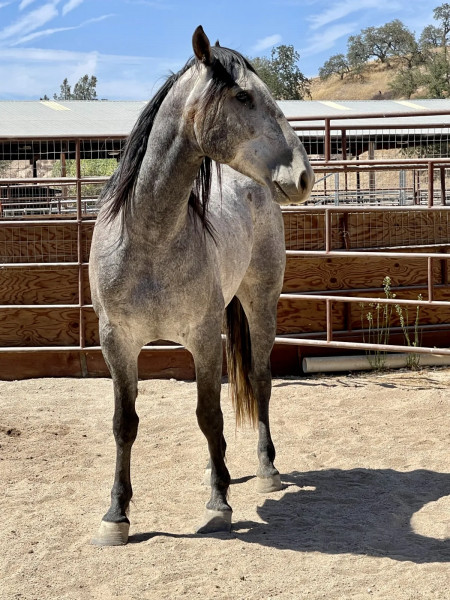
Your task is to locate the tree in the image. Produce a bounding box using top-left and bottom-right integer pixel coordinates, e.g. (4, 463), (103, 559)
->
(48, 74), (98, 101)
(54, 77), (72, 100)
(73, 75), (98, 100)
(347, 33), (370, 72)
(419, 3), (450, 97)
(250, 45), (310, 100)
(421, 52), (450, 97)
(251, 56), (281, 96)
(319, 54), (350, 80)
(347, 20), (418, 70)
(389, 67), (422, 98)
(419, 24), (443, 49)
(433, 2), (450, 45)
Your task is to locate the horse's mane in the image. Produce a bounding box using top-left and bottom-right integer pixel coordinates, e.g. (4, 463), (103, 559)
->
(100, 46), (256, 234)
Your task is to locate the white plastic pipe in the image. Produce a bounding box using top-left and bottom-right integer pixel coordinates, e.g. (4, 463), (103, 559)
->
(302, 353), (450, 374)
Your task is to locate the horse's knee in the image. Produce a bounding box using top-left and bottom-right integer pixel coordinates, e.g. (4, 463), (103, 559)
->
(112, 411), (139, 445)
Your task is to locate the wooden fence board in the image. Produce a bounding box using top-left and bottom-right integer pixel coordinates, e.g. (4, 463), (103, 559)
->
(283, 255), (443, 293)
(283, 210), (450, 251)
(0, 224), (78, 263)
(0, 267), (79, 304)
(1, 211), (450, 377)
(83, 307), (99, 346)
(0, 351), (83, 379)
(283, 212), (344, 250)
(276, 296), (346, 334)
(0, 308), (80, 346)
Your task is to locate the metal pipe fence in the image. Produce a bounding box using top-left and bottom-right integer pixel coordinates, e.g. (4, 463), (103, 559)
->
(1, 109), (450, 369)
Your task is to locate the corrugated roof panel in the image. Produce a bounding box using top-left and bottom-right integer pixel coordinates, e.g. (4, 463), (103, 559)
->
(0, 99), (449, 138)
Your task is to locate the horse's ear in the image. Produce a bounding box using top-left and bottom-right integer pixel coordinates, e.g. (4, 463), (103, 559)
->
(215, 40), (220, 47)
(193, 26), (212, 65)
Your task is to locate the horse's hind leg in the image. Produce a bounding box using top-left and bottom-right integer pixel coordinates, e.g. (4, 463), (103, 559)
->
(238, 293), (283, 494)
(92, 325), (140, 546)
(189, 329), (232, 533)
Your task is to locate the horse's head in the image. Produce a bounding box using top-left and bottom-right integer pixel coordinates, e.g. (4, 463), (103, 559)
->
(187, 26), (314, 205)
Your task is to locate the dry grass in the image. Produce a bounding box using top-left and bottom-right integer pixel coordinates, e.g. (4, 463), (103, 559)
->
(309, 59), (427, 101)
(310, 63), (394, 101)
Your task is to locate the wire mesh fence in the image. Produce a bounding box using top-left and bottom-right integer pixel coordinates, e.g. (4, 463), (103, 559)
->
(1, 112), (450, 369)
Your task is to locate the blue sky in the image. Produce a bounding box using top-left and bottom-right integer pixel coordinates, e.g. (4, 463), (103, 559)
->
(0, 0), (437, 100)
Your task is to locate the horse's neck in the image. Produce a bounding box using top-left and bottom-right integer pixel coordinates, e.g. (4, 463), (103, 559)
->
(131, 86), (202, 241)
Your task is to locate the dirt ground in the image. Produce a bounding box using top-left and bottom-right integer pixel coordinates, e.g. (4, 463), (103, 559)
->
(1, 367), (449, 600)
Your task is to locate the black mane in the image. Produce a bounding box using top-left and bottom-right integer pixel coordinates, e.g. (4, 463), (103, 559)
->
(100, 45), (256, 232)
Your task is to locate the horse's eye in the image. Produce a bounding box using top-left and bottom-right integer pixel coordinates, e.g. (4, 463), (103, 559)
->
(235, 90), (251, 104)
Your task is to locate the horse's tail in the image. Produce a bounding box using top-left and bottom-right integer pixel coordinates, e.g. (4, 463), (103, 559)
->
(225, 296), (258, 428)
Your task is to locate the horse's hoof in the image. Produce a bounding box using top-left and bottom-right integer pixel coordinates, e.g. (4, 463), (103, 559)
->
(195, 509), (232, 534)
(256, 473), (283, 493)
(202, 468), (212, 487)
(91, 520), (130, 546)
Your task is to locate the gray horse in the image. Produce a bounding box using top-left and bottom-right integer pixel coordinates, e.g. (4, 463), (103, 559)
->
(89, 26), (314, 545)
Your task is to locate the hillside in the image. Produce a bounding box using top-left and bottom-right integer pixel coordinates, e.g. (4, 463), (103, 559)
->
(309, 60), (425, 101)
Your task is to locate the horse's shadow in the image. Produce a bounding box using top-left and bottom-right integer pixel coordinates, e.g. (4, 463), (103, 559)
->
(130, 468), (450, 563)
(233, 468), (450, 563)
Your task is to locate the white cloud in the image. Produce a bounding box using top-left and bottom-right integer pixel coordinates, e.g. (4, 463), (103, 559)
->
(12, 14), (115, 45)
(19, 0), (38, 10)
(0, 1), (60, 43)
(62, 0), (84, 17)
(0, 46), (182, 99)
(301, 22), (357, 58)
(308, 1), (374, 30)
(252, 34), (282, 52)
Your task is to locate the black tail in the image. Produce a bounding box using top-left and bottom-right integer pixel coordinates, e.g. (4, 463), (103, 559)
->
(225, 297), (258, 428)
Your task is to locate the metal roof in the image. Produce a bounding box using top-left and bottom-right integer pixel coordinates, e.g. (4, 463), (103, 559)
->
(0, 100), (147, 138)
(0, 99), (450, 138)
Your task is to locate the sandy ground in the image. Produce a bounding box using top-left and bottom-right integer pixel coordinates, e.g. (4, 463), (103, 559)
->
(1, 368), (449, 600)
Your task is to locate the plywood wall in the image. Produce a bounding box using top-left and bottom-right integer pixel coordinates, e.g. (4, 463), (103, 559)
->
(0, 211), (449, 378)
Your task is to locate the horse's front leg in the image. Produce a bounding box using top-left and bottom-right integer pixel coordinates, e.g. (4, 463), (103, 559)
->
(238, 294), (283, 494)
(190, 330), (232, 534)
(92, 326), (140, 546)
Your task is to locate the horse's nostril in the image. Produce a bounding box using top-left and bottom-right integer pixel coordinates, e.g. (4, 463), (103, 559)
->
(300, 170), (309, 192)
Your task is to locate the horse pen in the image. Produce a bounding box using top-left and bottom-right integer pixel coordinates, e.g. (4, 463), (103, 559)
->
(1, 93), (450, 598)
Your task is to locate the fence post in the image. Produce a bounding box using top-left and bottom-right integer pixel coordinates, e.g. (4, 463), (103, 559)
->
(440, 166), (446, 205)
(428, 162), (434, 208)
(75, 140), (86, 365)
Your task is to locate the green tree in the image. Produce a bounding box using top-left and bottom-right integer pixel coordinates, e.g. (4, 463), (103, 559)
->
(421, 51), (450, 97)
(417, 3), (450, 97)
(385, 20), (419, 65)
(73, 75), (98, 100)
(389, 67), (422, 98)
(250, 45), (310, 100)
(50, 75), (98, 100)
(251, 56), (280, 95)
(54, 77), (72, 100)
(347, 20), (418, 71)
(433, 2), (450, 45)
(419, 24), (443, 49)
(319, 54), (350, 80)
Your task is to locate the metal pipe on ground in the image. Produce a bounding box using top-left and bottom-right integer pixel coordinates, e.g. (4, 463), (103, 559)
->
(302, 353), (450, 374)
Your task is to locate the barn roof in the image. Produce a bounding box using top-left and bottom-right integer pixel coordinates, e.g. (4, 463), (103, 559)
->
(0, 99), (449, 138)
